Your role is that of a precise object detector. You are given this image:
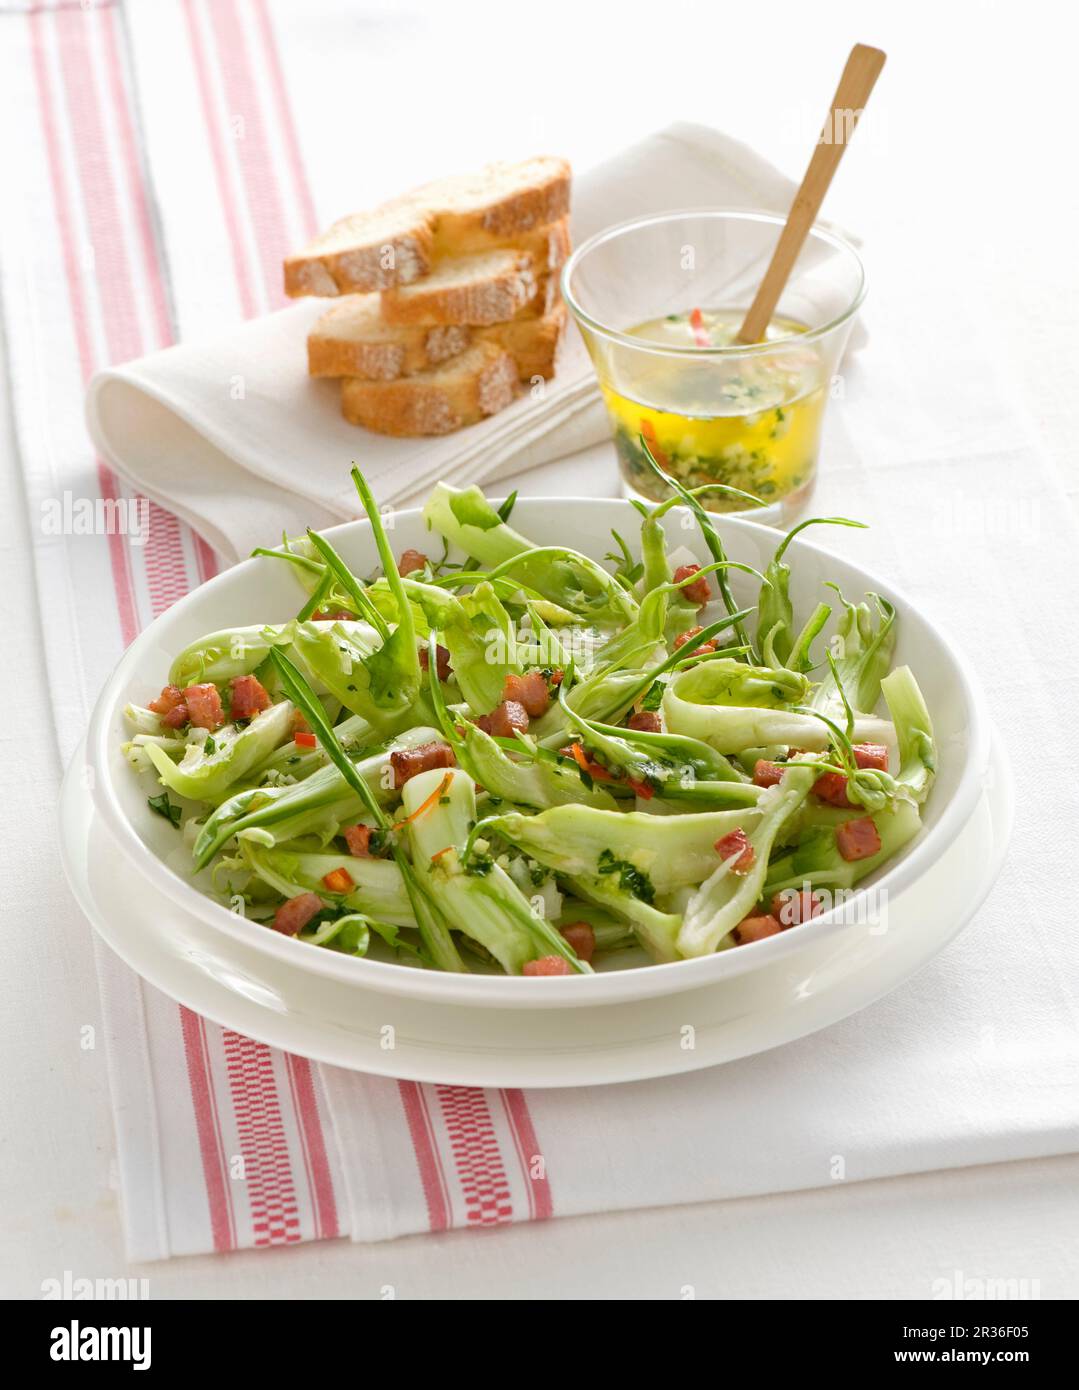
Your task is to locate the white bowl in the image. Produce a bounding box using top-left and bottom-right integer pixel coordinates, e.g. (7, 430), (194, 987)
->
(81, 498), (992, 1010)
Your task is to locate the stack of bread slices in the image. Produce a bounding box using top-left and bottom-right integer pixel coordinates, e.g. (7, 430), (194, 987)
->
(284, 157), (572, 436)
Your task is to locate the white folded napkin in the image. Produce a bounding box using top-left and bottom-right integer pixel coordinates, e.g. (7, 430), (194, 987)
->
(85, 123), (830, 564)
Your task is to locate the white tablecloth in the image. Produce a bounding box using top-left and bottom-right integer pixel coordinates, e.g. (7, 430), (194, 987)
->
(2, 0), (1078, 1296)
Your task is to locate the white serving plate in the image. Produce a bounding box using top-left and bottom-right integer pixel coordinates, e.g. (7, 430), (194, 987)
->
(78, 498), (995, 1011)
(60, 729), (1011, 1087)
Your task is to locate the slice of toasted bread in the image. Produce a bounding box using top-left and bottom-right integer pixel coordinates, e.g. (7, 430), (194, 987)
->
(284, 206), (435, 298)
(340, 341), (518, 435)
(476, 304), (567, 381)
(407, 156), (571, 249)
(286, 158), (570, 298)
(307, 295), (473, 380)
(512, 269), (564, 321)
(380, 250), (536, 327)
(469, 215), (571, 272)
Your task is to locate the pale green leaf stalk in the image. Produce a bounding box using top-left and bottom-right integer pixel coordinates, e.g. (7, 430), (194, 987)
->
(880, 665), (936, 803)
(144, 701), (294, 804)
(403, 768), (589, 974)
(678, 764), (817, 956)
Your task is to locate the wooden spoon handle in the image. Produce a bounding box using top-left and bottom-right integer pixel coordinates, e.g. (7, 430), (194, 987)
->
(736, 43), (886, 344)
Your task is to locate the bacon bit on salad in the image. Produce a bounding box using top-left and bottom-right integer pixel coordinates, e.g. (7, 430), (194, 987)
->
(149, 684), (185, 715)
(853, 742), (890, 771)
(418, 642), (452, 682)
(523, 955), (573, 977)
(272, 891), (322, 937)
(475, 700), (529, 738)
(161, 703), (189, 729)
(770, 888), (825, 927)
(390, 741), (456, 790)
(294, 730), (317, 749)
(343, 824), (374, 857)
(398, 548), (428, 576)
(672, 625), (717, 658)
(627, 709), (662, 733)
(673, 562), (711, 607)
(689, 306), (710, 348)
(502, 670), (551, 717)
(183, 683), (224, 731)
(560, 921), (595, 964)
(733, 913), (782, 945)
(836, 816), (882, 862)
(753, 759), (786, 787)
(714, 828), (755, 874)
(563, 741), (617, 783)
(321, 866), (355, 894)
(310, 609), (352, 621)
(229, 674), (271, 720)
(812, 769), (852, 807)
(640, 417), (671, 470)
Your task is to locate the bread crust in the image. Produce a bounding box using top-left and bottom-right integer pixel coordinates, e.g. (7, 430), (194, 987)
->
(339, 342), (519, 435)
(476, 304), (567, 381)
(285, 158), (570, 298)
(380, 251), (537, 327)
(308, 296), (472, 379)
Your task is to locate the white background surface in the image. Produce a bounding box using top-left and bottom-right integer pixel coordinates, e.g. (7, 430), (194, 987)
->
(3, 0), (1078, 1298)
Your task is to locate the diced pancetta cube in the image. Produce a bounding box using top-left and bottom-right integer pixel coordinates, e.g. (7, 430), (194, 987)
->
(343, 824), (373, 857)
(559, 921), (596, 964)
(418, 642), (452, 682)
(390, 740), (456, 788)
(161, 703), (189, 729)
(183, 683), (224, 731)
(398, 549), (428, 575)
(714, 828), (755, 873)
(149, 684), (185, 715)
(836, 816), (882, 862)
(627, 710), (662, 733)
(812, 770), (851, 807)
(753, 759), (786, 787)
(272, 891), (322, 937)
(733, 914), (782, 945)
(474, 700), (529, 738)
(672, 625), (717, 658)
(522, 955), (573, 976)
(673, 563), (711, 606)
(229, 674), (271, 720)
(502, 670), (551, 717)
(853, 743), (889, 772)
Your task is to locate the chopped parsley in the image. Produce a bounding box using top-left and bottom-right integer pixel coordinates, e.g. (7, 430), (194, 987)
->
(147, 792), (182, 828)
(597, 848), (655, 903)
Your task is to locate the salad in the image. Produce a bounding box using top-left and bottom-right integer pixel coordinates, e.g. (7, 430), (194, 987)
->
(123, 454), (935, 977)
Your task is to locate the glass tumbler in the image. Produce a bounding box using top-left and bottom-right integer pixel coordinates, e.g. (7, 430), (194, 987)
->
(561, 209), (865, 523)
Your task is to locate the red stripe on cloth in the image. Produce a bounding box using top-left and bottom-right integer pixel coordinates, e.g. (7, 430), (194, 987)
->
(179, 1009), (237, 1252)
(99, 3), (171, 351)
(54, 6), (194, 620)
(205, 0), (293, 310)
(181, 0), (260, 319)
(285, 1054), (340, 1241)
(501, 1089), (554, 1220)
(27, 5), (139, 648)
(100, 4), (218, 592)
(249, 0), (318, 240)
(222, 1032), (302, 1245)
(435, 1087), (514, 1227)
(397, 1081), (451, 1232)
